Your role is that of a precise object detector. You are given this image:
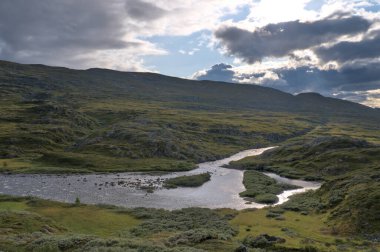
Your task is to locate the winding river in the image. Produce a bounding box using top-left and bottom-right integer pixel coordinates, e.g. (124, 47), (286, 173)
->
(0, 147), (321, 209)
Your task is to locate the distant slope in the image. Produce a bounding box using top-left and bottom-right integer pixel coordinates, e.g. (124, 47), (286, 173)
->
(0, 60), (379, 173)
(1, 60), (379, 118)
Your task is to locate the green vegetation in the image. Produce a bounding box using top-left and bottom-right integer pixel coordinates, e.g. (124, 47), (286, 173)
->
(164, 173), (211, 189)
(230, 137), (380, 237)
(229, 136), (379, 180)
(0, 195), (378, 251)
(240, 171), (300, 204)
(0, 196), (238, 251)
(1, 60), (379, 174)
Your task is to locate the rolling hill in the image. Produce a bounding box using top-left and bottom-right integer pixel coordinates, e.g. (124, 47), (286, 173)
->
(0, 60), (379, 173)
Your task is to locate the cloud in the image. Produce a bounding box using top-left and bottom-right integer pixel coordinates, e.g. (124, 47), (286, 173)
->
(333, 89), (380, 107)
(0, 0), (251, 70)
(125, 0), (166, 21)
(0, 0), (167, 70)
(215, 14), (371, 63)
(315, 30), (380, 64)
(0, 0), (127, 52)
(254, 63), (380, 95)
(193, 63), (235, 83)
(209, 5), (380, 107)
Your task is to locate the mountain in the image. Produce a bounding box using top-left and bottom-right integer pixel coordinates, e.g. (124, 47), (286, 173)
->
(2, 60), (378, 116)
(0, 60), (379, 173)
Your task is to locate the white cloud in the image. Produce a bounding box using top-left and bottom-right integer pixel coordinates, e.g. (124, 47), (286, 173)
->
(127, 0), (253, 36)
(364, 89), (380, 107)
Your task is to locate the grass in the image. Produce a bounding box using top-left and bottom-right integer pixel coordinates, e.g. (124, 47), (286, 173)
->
(229, 136), (380, 180)
(0, 197), (141, 238)
(163, 173), (211, 188)
(33, 205), (140, 237)
(239, 170), (300, 204)
(0, 99), (316, 174)
(0, 195), (378, 251)
(231, 209), (339, 250)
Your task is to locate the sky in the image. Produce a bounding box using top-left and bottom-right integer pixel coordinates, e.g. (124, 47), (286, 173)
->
(0, 0), (380, 107)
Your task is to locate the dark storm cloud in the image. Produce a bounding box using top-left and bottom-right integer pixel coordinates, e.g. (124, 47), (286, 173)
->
(125, 0), (166, 20)
(266, 64), (380, 95)
(196, 63), (235, 83)
(315, 31), (380, 64)
(0, 0), (149, 66)
(215, 15), (371, 63)
(195, 63), (380, 102)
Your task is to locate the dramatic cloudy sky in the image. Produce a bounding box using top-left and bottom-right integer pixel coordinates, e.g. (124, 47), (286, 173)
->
(1, 0), (380, 107)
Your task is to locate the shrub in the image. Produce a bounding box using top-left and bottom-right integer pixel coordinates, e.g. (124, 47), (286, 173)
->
(243, 234), (285, 248)
(129, 208), (237, 240)
(167, 228), (218, 246)
(164, 173), (211, 189)
(254, 194), (278, 204)
(75, 197), (81, 206)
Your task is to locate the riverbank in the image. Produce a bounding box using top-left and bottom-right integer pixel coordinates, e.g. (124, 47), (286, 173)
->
(228, 137), (380, 237)
(0, 147), (320, 210)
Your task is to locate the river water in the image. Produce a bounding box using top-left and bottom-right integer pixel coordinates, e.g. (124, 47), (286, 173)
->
(0, 147), (320, 209)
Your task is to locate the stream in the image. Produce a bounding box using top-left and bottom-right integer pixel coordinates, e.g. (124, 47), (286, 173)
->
(0, 147), (321, 209)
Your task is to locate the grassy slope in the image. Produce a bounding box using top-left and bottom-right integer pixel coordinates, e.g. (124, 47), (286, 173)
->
(1, 60), (380, 173)
(229, 137), (380, 237)
(229, 136), (379, 180)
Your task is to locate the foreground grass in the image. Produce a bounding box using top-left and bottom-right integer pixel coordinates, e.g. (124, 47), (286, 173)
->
(230, 208), (379, 251)
(0, 196), (141, 238)
(0, 195), (378, 251)
(164, 173), (211, 189)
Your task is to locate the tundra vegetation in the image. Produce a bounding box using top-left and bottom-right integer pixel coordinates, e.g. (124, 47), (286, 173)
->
(1, 60), (379, 174)
(229, 137), (380, 237)
(0, 61), (379, 251)
(0, 195), (379, 251)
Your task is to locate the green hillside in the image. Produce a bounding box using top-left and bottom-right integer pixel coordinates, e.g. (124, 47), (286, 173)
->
(229, 137), (380, 237)
(1, 60), (379, 173)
